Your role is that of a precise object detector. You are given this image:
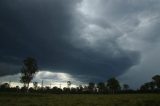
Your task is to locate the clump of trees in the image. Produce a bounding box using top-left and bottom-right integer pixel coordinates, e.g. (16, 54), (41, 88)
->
(1, 57), (160, 94)
(140, 75), (160, 92)
(1, 74), (160, 94)
(107, 77), (121, 93)
(0, 78), (128, 94)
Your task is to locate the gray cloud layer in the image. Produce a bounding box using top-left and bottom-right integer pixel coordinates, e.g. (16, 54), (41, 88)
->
(0, 0), (160, 86)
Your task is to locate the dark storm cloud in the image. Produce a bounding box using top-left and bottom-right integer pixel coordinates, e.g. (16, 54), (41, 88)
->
(0, 0), (140, 81)
(0, 0), (77, 74)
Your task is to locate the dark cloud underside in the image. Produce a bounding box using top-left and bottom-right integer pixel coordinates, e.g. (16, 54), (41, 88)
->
(0, 0), (141, 81)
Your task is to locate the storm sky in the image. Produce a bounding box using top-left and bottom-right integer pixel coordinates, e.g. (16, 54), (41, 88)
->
(0, 0), (160, 88)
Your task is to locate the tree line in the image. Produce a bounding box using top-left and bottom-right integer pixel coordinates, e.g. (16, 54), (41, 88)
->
(0, 57), (160, 94)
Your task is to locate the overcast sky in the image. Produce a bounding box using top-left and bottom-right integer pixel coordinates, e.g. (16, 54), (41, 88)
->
(0, 0), (160, 88)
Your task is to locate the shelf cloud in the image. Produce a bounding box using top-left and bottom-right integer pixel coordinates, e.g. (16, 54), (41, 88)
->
(0, 0), (160, 87)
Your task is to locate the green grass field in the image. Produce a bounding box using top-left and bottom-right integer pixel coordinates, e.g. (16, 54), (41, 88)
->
(0, 93), (160, 106)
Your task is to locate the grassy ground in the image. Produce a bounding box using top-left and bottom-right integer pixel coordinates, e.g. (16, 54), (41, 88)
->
(0, 93), (160, 106)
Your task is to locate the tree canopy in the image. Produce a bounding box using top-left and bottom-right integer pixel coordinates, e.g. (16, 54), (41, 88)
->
(20, 57), (38, 90)
(107, 77), (121, 93)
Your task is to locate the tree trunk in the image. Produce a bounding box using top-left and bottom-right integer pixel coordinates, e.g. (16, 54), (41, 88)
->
(27, 82), (29, 93)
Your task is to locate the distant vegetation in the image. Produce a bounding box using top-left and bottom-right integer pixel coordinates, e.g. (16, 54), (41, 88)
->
(0, 57), (160, 94)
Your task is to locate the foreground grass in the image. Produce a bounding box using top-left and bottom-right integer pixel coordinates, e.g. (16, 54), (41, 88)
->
(0, 93), (160, 106)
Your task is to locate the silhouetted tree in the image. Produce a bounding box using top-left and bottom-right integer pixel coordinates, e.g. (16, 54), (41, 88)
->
(29, 87), (34, 92)
(97, 82), (105, 93)
(70, 87), (77, 93)
(123, 84), (129, 90)
(152, 75), (160, 89)
(16, 86), (20, 92)
(88, 82), (95, 93)
(140, 83), (150, 91)
(45, 86), (50, 91)
(63, 87), (70, 93)
(141, 81), (155, 91)
(83, 85), (88, 93)
(52, 86), (62, 94)
(20, 57), (38, 91)
(78, 85), (83, 93)
(33, 82), (38, 90)
(107, 78), (121, 93)
(67, 81), (71, 88)
(148, 81), (155, 90)
(0, 83), (10, 89)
